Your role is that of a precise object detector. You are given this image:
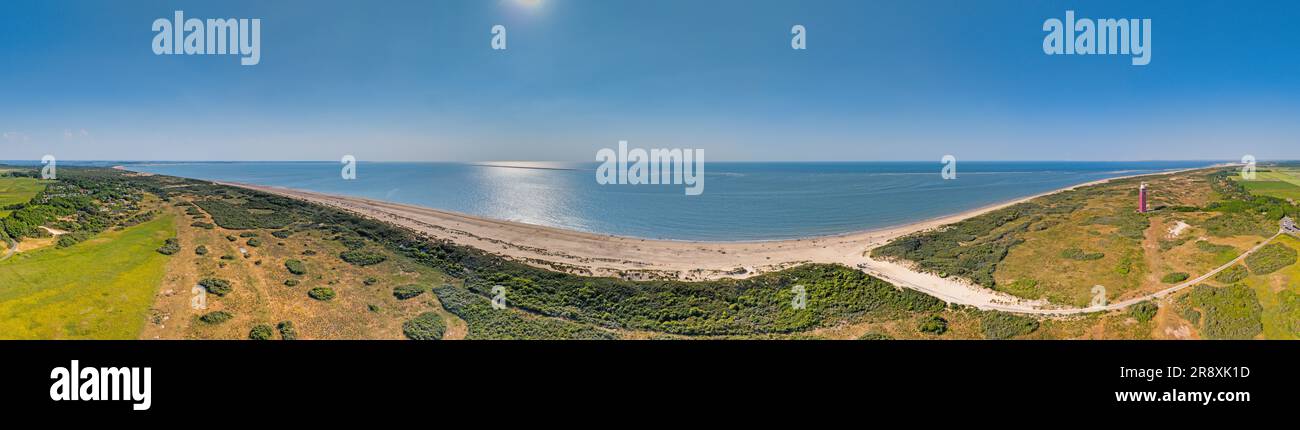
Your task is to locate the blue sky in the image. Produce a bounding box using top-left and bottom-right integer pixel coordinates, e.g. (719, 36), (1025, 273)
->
(1, 0), (1297, 161)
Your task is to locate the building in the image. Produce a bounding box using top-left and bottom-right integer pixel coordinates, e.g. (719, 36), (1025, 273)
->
(1137, 183), (1148, 213)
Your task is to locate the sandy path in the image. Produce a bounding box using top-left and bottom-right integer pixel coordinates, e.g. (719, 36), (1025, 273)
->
(210, 166), (1215, 314)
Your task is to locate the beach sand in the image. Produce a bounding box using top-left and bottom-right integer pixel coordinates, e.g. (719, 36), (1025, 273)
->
(216, 167), (1213, 313)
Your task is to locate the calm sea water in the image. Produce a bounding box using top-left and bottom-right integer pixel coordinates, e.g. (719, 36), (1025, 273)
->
(124, 161), (1212, 241)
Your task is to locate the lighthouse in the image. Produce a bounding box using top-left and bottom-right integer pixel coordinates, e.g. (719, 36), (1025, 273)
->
(1138, 183), (1149, 213)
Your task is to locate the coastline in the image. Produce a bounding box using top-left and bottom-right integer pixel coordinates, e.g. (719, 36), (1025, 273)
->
(150, 164), (1225, 314)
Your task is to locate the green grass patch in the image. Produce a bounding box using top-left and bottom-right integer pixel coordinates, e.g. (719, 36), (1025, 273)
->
(0, 214), (176, 339)
(0, 177), (48, 217)
(1161, 272), (1190, 284)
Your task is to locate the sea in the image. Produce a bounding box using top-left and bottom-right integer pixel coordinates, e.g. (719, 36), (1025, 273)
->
(114, 161), (1213, 241)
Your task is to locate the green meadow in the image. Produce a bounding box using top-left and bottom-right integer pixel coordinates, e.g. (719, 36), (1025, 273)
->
(1236, 168), (1300, 201)
(0, 177), (49, 217)
(0, 213), (175, 339)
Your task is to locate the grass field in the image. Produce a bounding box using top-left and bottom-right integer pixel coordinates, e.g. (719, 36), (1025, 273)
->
(0, 213), (176, 339)
(0, 177), (48, 217)
(1234, 168), (1300, 201)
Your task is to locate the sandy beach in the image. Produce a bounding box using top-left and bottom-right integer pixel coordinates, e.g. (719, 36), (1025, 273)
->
(212, 166), (1216, 313)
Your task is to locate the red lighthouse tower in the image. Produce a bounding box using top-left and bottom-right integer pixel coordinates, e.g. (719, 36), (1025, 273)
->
(1138, 183), (1149, 213)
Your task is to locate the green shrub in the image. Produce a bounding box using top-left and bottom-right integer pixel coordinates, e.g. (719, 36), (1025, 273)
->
(225, 235), (237, 242)
(272, 230), (292, 239)
(917, 315), (948, 335)
(393, 285), (425, 300)
(363, 277), (379, 286)
(1161, 272), (1190, 284)
(198, 277), (233, 296)
(433, 285), (616, 340)
(156, 238), (181, 255)
(276, 321), (297, 340)
(248, 324), (274, 340)
(284, 279), (300, 287)
(980, 311), (1040, 339)
(239, 232), (259, 238)
(857, 332), (894, 340)
(1128, 301), (1158, 323)
(195, 245), (208, 256)
(1245, 243), (1297, 275)
(402, 312), (446, 340)
(246, 237), (262, 247)
(308, 287), (336, 301)
(339, 249), (387, 266)
(199, 311), (232, 324)
(1215, 265), (1248, 284)
(190, 221), (215, 230)
(220, 254), (236, 260)
(285, 259), (307, 275)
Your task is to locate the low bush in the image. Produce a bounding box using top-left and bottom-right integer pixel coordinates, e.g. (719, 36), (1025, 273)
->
(248, 324), (274, 340)
(308, 287), (336, 301)
(1245, 243), (1297, 275)
(393, 285), (425, 300)
(156, 238), (181, 255)
(195, 245), (208, 256)
(980, 311), (1040, 339)
(198, 277), (233, 296)
(1161, 272), (1190, 284)
(339, 249), (387, 267)
(1215, 265), (1248, 284)
(199, 311), (232, 324)
(918, 315), (948, 335)
(285, 259), (307, 275)
(1061, 248), (1105, 261)
(284, 279), (299, 287)
(246, 237), (262, 247)
(402, 312), (446, 340)
(276, 321), (297, 340)
(1128, 301), (1158, 323)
